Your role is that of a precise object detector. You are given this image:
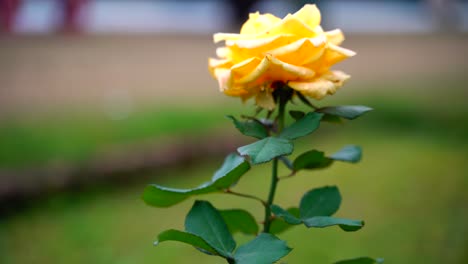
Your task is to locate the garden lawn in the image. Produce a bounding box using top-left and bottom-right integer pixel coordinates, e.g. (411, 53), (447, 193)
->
(0, 104), (238, 168)
(1, 121), (467, 264)
(0, 76), (467, 264)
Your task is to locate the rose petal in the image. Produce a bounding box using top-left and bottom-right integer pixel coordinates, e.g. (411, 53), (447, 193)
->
(325, 29), (345, 45)
(240, 12), (282, 35)
(292, 4), (321, 30)
(328, 43), (356, 58)
(323, 70), (350, 86)
(255, 88), (276, 110)
(289, 70), (350, 99)
(216, 47), (230, 58)
(237, 56), (270, 84)
(208, 58), (231, 77)
(289, 79), (335, 99)
(227, 35), (285, 49)
(260, 15), (316, 38)
(231, 57), (262, 77)
(314, 25), (325, 34)
(268, 35), (327, 65)
(238, 54), (315, 85)
(214, 68), (232, 92)
(214, 68), (258, 97)
(225, 87), (251, 97)
(305, 43), (356, 74)
(214, 15), (318, 44)
(224, 34), (299, 63)
(319, 44), (356, 70)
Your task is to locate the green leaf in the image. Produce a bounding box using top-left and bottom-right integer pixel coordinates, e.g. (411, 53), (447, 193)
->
(321, 113), (342, 123)
(318, 105), (373, 120)
(300, 186), (341, 218)
(142, 185), (192, 207)
(292, 146), (362, 172)
(271, 205), (302, 225)
(298, 187), (364, 232)
(270, 208), (300, 234)
(335, 257), (384, 264)
(210, 153), (251, 188)
(273, 188), (364, 233)
(269, 218), (290, 235)
(185, 201), (236, 258)
(279, 112), (323, 140)
(330, 145), (362, 163)
(226, 115), (268, 139)
(293, 150), (333, 171)
(155, 229), (218, 255)
(237, 137), (293, 164)
(219, 209), (258, 235)
(289, 110), (305, 121)
(234, 233), (292, 264)
(142, 153), (250, 207)
(303, 216), (364, 232)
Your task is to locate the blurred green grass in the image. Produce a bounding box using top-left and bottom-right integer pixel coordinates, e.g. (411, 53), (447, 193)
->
(1, 129), (466, 263)
(0, 77), (467, 263)
(0, 105), (238, 167)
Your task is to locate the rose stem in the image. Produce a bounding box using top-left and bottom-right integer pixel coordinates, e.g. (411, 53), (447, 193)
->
(263, 84), (287, 233)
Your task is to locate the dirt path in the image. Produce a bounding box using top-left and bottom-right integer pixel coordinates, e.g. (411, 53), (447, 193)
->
(0, 34), (467, 116)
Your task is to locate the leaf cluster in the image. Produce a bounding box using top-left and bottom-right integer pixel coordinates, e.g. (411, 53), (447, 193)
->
(143, 93), (380, 263)
(156, 200), (291, 264)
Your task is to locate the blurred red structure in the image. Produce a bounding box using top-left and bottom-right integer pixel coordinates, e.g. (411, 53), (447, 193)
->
(61, 0), (87, 33)
(0, 0), (20, 33)
(0, 0), (87, 33)
(0, 0), (258, 34)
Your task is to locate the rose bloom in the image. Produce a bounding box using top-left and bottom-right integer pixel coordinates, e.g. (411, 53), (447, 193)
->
(208, 4), (355, 109)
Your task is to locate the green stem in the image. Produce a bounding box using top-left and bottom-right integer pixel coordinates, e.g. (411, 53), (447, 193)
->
(227, 258), (235, 264)
(278, 171), (296, 181)
(277, 96), (286, 132)
(263, 158), (279, 233)
(224, 189), (266, 206)
(263, 89), (287, 233)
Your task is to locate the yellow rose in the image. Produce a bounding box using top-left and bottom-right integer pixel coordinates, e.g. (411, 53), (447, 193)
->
(208, 4), (355, 109)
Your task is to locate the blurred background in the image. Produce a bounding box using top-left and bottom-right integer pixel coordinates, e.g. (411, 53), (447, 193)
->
(0, 0), (467, 263)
